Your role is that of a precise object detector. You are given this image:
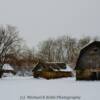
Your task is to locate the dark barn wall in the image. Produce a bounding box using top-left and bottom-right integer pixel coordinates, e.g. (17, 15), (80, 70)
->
(76, 45), (100, 69)
(75, 41), (100, 80)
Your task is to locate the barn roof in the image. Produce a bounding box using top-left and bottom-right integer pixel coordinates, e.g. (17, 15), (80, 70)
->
(80, 41), (100, 53)
(75, 41), (100, 70)
(32, 62), (66, 72)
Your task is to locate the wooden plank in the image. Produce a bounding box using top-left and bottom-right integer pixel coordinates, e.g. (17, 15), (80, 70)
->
(90, 69), (100, 72)
(84, 68), (100, 72)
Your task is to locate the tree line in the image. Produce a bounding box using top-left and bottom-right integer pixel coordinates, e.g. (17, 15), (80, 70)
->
(0, 25), (99, 74)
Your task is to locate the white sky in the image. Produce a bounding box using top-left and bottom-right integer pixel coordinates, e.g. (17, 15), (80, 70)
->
(0, 0), (100, 47)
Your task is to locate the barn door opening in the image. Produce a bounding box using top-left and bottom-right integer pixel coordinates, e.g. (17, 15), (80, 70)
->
(90, 47), (100, 80)
(96, 72), (100, 80)
(91, 72), (100, 80)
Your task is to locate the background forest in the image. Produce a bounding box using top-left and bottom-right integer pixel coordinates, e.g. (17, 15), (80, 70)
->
(0, 25), (99, 75)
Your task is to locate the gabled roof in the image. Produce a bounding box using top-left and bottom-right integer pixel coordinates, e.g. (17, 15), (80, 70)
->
(80, 41), (100, 53)
(32, 62), (66, 72)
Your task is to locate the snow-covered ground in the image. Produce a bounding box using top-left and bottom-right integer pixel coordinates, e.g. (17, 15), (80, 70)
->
(0, 76), (100, 100)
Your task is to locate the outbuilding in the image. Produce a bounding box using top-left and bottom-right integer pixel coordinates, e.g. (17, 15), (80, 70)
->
(32, 62), (73, 79)
(0, 64), (16, 78)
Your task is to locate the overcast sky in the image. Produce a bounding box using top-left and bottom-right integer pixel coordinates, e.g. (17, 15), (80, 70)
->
(0, 0), (100, 47)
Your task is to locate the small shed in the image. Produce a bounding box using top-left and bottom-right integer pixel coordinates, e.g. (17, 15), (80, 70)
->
(0, 64), (16, 78)
(32, 62), (73, 79)
(75, 41), (100, 80)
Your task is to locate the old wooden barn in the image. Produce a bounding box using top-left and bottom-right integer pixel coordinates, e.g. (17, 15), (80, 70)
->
(32, 62), (73, 79)
(75, 41), (100, 80)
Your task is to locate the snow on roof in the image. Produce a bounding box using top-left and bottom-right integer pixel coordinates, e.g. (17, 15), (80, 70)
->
(66, 65), (73, 71)
(61, 65), (75, 76)
(80, 40), (95, 50)
(60, 64), (73, 72)
(3, 64), (14, 70)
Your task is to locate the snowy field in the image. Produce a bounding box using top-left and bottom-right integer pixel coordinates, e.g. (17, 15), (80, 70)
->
(0, 76), (100, 100)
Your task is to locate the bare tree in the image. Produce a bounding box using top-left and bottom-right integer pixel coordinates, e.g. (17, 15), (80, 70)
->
(37, 38), (55, 62)
(0, 25), (21, 69)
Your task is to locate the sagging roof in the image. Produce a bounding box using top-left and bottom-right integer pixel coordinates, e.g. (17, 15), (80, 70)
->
(32, 62), (66, 72)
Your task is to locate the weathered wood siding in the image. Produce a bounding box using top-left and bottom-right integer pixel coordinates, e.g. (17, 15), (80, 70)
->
(33, 71), (73, 79)
(76, 69), (100, 80)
